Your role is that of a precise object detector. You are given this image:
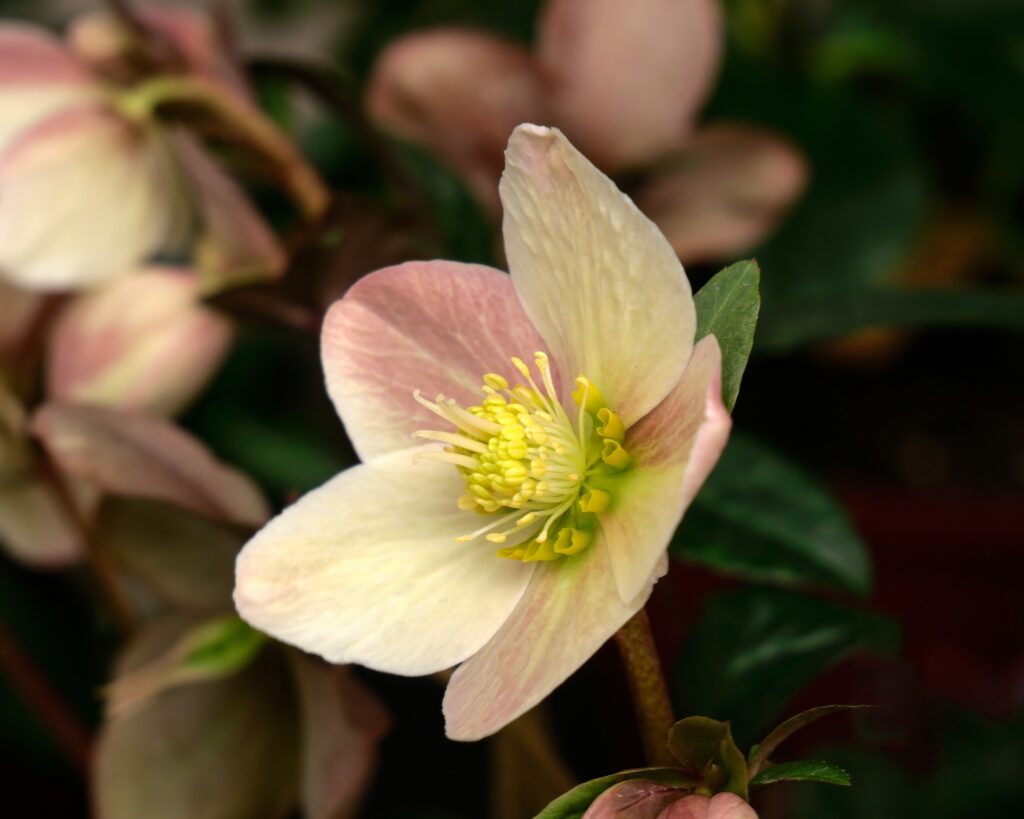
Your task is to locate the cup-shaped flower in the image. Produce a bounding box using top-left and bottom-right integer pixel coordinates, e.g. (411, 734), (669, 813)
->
(46, 267), (232, 416)
(0, 10), (284, 291)
(234, 125), (732, 739)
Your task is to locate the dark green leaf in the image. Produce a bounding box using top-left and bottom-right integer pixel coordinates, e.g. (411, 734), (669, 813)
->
(694, 260), (761, 412)
(757, 288), (1024, 353)
(667, 717), (749, 800)
(672, 431), (872, 594)
(750, 759), (851, 789)
(535, 768), (692, 819)
(673, 588), (899, 745)
(749, 705), (870, 777)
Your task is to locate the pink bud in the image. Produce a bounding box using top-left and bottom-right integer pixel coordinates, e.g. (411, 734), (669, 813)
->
(582, 780), (688, 819)
(46, 268), (232, 417)
(367, 28), (547, 212)
(539, 0), (723, 170)
(660, 793), (759, 819)
(635, 124), (809, 263)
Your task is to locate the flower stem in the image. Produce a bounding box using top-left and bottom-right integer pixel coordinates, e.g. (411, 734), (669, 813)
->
(613, 608), (676, 766)
(0, 619), (91, 775)
(119, 75), (330, 220)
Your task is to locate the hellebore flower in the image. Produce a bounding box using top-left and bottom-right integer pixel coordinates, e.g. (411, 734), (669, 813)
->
(367, 0), (806, 263)
(234, 125), (732, 739)
(0, 8), (286, 291)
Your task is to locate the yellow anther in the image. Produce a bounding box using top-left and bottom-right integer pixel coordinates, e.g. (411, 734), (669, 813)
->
(517, 512), (537, 526)
(596, 408), (624, 443)
(483, 373), (508, 390)
(457, 495), (476, 511)
(524, 538), (559, 562)
(485, 533), (507, 544)
(554, 528), (591, 556)
(572, 376), (605, 413)
(601, 439), (632, 470)
(579, 488), (611, 514)
(511, 357), (530, 378)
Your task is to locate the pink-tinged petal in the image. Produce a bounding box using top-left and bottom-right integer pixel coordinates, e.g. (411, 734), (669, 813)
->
(500, 125), (695, 426)
(660, 794), (710, 819)
(290, 653), (389, 819)
(707, 793), (759, 819)
(443, 539), (667, 740)
(0, 106), (188, 291)
(661, 793), (758, 819)
(0, 23), (96, 150)
(0, 23), (90, 86)
(47, 267), (232, 416)
(604, 336), (730, 602)
(538, 0), (722, 170)
(321, 260), (548, 460)
(583, 780), (686, 819)
(235, 446), (533, 674)
(367, 29), (547, 213)
(636, 124), (809, 264)
(169, 135), (286, 292)
(31, 403), (269, 528)
(0, 477), (82, 567)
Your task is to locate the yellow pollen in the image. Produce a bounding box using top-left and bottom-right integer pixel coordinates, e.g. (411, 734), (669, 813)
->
(414, 353), (634, 562)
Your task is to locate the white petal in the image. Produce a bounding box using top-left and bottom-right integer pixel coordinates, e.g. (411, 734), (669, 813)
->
(500, 125), (695, 426)
(234, 447), (534, 675)
(443, 539), (667, 740)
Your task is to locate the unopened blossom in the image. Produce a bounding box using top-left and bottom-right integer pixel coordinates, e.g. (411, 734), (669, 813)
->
(367, 0), (807, 263)
(584, 782), (758, 819)
(235, 125), (732, 739)
(47, 267), (232, 416)
(0, 8), (283, 291)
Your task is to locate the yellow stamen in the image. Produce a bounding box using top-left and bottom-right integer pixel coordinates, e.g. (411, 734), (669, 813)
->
(413, 354), (634, 563)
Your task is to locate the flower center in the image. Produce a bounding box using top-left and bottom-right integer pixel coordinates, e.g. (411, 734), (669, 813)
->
(413, 352), (632, 562)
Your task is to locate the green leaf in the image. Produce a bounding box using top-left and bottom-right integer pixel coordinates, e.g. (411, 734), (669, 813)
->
(672, 431), (872, 595)
(535, 768), (693, 819)
(667, 717), (749, 800)
(178, 617), (266, 677)
(694, 259), (761, 412)
(673, 588), (899, 745)
(750, 759), (852, 789)
(757, 288), (1024, 353)
(104, 616), (267, 719)
(748, 705), (870, 777)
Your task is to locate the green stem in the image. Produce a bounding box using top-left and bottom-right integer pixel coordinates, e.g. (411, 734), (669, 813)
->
(613, 608), (676, 766)
(118, 75), (330, 221)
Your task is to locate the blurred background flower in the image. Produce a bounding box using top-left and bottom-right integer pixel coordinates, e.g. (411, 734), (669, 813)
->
(0, 0), (1022, 818)
(366, 0), (808, 264)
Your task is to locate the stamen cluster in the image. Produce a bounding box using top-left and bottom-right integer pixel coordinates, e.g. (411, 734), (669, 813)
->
(414, 352), (632, 561)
